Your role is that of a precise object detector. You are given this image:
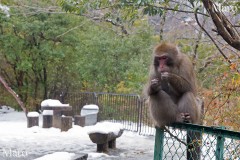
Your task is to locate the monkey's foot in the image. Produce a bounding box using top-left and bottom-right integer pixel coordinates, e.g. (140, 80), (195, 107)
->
(180, 113), (191, 123)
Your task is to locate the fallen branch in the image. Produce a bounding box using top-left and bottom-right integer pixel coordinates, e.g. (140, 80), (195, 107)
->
(0, 75), (28, 116)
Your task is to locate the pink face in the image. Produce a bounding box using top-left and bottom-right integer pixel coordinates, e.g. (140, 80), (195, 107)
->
(154, 55), (171, 73)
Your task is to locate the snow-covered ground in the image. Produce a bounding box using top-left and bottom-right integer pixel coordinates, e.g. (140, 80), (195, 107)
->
(0, 110), (154, 160)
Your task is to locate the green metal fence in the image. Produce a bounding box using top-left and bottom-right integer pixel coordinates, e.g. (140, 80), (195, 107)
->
(154, 123), (240, 160)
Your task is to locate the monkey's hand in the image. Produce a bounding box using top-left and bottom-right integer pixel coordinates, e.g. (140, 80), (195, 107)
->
(149, 78), (161, 95)
(161, 72), (171, 81)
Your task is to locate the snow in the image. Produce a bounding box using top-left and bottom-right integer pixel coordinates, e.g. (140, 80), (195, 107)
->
(81, 104), (99, 116)
(82, 104), (99, 110)
(34, 152), (75, 160)
(0, 111), (155, 160)
(86, 122), (123, 135)
(27, 112), (39, 117)
(41, 99), (69, 107)
(88, 152), (109, 158)
(0, 4), (10, 17)
(42, 110), (53, 116)
(0, 106), (15, 113)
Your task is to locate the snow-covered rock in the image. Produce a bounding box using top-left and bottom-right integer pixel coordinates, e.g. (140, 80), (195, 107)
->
(0, 105), (15, 113)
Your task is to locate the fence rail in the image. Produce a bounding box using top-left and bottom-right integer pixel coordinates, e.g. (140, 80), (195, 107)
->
(154, 123), (240, 160)
(56, 92), (155, 135)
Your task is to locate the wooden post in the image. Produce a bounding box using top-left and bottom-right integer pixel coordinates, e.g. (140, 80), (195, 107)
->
(108, 139), (116, 149)
(53, 110), (62, 128)
(154, 127), (164, 160)
(74, 115), (85, 127)
(61, 116), (72, 132)
(97, 143), (108, 153)
(27, 112), (39, 128)
(42, 110), (53, 128)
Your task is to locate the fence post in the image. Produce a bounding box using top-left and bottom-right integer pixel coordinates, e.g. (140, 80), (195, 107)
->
(154, 127), (164, 160)
(137, 96), (142, 134)
(94, 92), (98, 105)
(215, 126), (226, 160)
(94, 92), (100, 122)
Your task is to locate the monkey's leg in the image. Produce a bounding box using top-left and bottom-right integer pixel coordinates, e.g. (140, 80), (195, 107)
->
(149, 91), (178, 127)
(176, 92), (199, 123)
(177, 92), (201, 160)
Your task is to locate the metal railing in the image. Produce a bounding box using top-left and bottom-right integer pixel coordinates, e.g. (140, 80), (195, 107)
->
(58, 92), (240, 159)
(154, 123), (240, 160)
(57, 92), (155, 135)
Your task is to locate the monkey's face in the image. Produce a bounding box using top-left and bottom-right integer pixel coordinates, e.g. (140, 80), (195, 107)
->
(154, 54), (174, 73)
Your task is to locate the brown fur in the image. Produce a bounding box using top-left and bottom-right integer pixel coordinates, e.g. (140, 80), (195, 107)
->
(147, 42), (201, 127)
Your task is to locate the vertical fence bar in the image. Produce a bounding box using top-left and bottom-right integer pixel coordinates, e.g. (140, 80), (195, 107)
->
(154, 127), (164, 160)
(215, 126), (226, 160)
(136, 96), (139, 133)
(94, 92), (98, 105)
(137, 96), (142, 134)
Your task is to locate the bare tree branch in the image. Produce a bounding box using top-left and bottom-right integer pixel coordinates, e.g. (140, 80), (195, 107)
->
(202, 0), (240, 51)
(193, 16), (207, 61)
(195, 10), (227, 60)
(82, 14), (129, 35)
(145, 3), (209, 17)
(194, 8), (240, 73)
(198, 53), (218, 73)
(56, 23), (86, 38)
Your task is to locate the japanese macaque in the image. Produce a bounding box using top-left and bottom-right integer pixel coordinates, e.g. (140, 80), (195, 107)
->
(146, 42), (203, 160)
(147, 42), (201, 127)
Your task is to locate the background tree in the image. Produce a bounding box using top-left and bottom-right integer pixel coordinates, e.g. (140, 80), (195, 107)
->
(59, 0), (240, 130)
(0, 0), (154, 112)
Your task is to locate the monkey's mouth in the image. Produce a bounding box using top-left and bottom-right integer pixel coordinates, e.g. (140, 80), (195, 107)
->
(160, 70), (169, 73)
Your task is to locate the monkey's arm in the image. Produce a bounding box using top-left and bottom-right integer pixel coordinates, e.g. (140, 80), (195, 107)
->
(161, 72), (192, 93)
